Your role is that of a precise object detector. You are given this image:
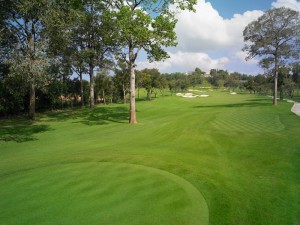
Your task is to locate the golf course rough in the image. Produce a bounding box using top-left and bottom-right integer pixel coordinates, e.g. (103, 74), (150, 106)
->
(0, 162), (209, 225)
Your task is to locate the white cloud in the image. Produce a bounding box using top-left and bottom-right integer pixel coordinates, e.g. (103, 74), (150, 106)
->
(173, 0), (263, 52)
(137, 51), (229, 73)
(234, 51), (259, 65)
(136, 0), (272, 74)
(272, 0), (300, 11)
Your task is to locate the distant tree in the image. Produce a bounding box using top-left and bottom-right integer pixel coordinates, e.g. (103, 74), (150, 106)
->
(209, 69), (228, 87)
(95, 69), (113, 104)
(137, 68), (163, 100)
(195, 67), (202, 74)
(278, 67), (290, 100)
(168, 80), (177, 96)
(243, 7), (300, 106)
(225, 75), (239, 91)
(216, 79), (225, 88)
(291, 63), (300, 89)
(113, 61), (130, 104)
(283, 77), (296, 98)
(156, 74), (168, 96)
(136, 71), (148, 99)
(244, 76), (256, 94)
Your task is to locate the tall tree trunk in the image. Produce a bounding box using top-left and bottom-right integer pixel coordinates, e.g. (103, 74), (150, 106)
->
(80, 70), (84, 107)
(129, 44), (137, 124)
(89, 62), (95, 108)
(129, 63), (137, 124)
(103, 90), (106, 105)
(147, 89), (151, 101)
(280, 84), (284, 100)
(273, 58), (278, 106)
(123, 84), (126, 104)
(29, 81), (35, 120)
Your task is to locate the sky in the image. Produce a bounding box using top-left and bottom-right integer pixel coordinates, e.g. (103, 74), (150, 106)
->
(136, 0), (300, 75)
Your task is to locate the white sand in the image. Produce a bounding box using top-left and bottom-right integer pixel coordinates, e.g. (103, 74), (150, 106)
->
(176, 93), (209, 98)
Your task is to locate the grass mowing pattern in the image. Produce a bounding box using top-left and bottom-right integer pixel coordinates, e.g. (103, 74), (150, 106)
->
(212, 109), (285, 133)
(0, 162), (208, 225)
(0, 89), (300, 225)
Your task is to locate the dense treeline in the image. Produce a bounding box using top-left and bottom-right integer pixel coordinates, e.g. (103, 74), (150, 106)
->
(1, 62), (300, 117)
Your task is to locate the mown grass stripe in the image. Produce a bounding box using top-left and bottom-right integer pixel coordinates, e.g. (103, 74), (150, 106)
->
(0, 162), (209, 225)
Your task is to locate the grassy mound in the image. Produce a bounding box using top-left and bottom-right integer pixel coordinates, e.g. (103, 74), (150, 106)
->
(0, 162), (208, 225)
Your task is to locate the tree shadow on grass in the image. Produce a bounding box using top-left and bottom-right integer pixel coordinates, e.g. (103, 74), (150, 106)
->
(45, 105), (129, 126)
(0, 119), (52, 143)
(79, 106), (129, 126)
(192, 99), (272, 109)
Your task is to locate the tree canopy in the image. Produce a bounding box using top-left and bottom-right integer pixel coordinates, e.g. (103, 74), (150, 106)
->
(243, 7), (300, 106)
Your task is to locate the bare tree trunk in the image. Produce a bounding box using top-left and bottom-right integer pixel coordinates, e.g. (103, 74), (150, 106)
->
(80, 70), (84, 107)
(123, 84), (126, 104)
(103, 90), (106, 105)
(273, 59), (278, 106)
(29, 81), (35, 120)
(89, 62), (95, 108)
(147, 89), (151, 101)
(129, 44), (137, 124)
(129, 64), (137, 124)
(280, 84), (284, 100)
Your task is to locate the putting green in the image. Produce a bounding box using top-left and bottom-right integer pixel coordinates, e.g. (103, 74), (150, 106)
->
(0, 162), (208, 225)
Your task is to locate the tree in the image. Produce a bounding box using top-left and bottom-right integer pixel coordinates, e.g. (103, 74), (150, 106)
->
(45, 0), (84, 107)
(0, 0), (54, 120)
(291, 63), (300, 89)
(107, 0), (197, 124)
(278, 67), (289, 100)
(137, 68), (161, 100)
(72, 1), (114, 108)
(225, 75), (239, 91)
(243, 7), (300, 106)
(136, 71), (147, 99)
(95, 69), (113, 104)
(114, 61), (130, 104)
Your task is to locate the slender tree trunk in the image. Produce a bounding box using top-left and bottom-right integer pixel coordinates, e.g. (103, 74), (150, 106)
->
(129, 63), (137, 124)
(80, 70), (84, 107)
(280, 84), (284, 100)
(273, 59), (278, 106)
(129, 44), (137, 124)
(123, 84), (126, 104)
(103, 90), (106, 105)
(29, 81), (36, 120)
(147, 89), (151, 101)
(89, 62), (95, 108)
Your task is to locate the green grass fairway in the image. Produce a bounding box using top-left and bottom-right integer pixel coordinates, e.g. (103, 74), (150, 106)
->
(1, 90), (300, 225)
(0, 162), (208, 225)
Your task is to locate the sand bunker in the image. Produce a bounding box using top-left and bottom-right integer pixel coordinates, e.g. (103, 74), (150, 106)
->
(176, 93), (209, 98)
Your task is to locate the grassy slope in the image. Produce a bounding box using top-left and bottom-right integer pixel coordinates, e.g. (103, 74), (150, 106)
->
(0, 89), (300, 225)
